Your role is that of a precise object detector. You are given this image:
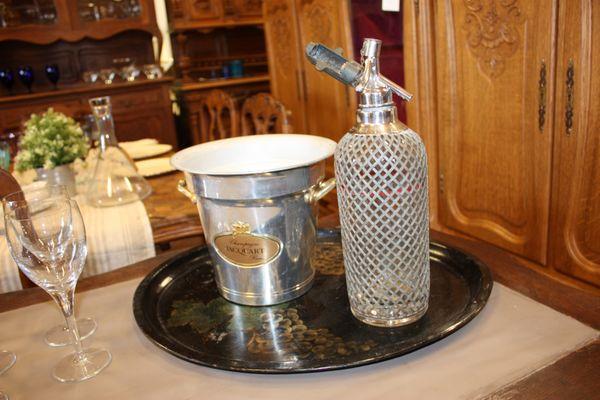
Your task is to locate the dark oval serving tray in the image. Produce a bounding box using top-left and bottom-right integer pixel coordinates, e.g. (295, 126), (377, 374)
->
(133, 229), (493, 374)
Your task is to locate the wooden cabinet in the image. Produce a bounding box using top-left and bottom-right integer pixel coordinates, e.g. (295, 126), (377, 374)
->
(0, 0), (159, 44)
(167, 0), (263, 30)
(549, 0), (600, 286)
(0, 79), (177, 146)
(405, 0), (600, 287)
(432, 0), (555, 264)
(263, 0), (356, 141)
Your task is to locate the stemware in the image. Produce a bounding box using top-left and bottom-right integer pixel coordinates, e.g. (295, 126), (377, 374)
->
(3, 188), (111, 382)
(44, 64), (60, 89)
(0, 350), (15, 400)
(0, 350), (15, 375)
(142, 64), (162, 80)
(0, 69), (14, 95)
(82, 70), (100, 84)
(99, 69), (116, 85)
(17, 66), (34, 93)
(6, 186), (97, 347)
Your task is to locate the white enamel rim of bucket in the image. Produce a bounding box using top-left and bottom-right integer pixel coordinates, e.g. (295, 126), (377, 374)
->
(170, 134), (337, 176)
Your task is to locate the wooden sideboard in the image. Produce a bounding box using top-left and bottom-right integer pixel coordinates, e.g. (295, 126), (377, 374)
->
(404, 0), (600, 289)
(0, 77), (177, 146)
(0, 0), (159, 44)
(263, 0), (356, 142)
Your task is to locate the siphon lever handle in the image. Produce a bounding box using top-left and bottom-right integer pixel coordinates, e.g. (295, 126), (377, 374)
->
(538, 60), (546, 132)
(565, 59), (575, 134)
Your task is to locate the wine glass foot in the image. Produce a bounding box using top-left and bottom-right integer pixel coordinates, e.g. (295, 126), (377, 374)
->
(0, 351), (16, 375)
(52, 348), (111, 383)
(45, 317), (97, 347)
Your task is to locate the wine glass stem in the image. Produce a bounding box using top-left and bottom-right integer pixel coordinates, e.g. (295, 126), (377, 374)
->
(52, 289), (85, 360)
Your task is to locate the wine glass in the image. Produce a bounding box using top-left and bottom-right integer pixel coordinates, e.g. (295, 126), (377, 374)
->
(44, 64), (60, 89)
(17, 66), (34, 93)
(5, 186), (97, 347)
(3, 190), (111, 382)
(99, 69), (116, 85)
(0, 69), (14, 95)
(0, 350), (15, 400)
(0, 350), (15, 375)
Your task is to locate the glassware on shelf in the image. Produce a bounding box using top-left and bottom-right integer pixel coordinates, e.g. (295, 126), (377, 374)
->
(44, 64), (59, 89)
(86, 96), (152, 207)
(142, 64), (162, 80)
(82, 70), (99, 84)
(0, 69), (14, 94)
(99, 69), (116, 85)
(3, 189), (111, 382)
(78, 0), (141, 21)
(121, 64), (140, 82)
(0, 1), (58, 27)
(17, 66), (34, 93)
(0, 140), (10, 170)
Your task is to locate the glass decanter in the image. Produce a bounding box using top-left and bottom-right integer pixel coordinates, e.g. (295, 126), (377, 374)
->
(86, 96), (152, 207)
(307, 38), (430, 327)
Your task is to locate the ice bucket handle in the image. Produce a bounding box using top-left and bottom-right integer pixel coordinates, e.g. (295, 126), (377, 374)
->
(177, 179), (197, 203)
(305, 177), (336, 203)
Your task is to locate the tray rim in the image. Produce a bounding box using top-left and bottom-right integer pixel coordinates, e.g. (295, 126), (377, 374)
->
(133, 229), (493, 374)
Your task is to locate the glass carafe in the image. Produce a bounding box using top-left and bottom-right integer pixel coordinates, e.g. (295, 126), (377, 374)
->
(86, 96), (152, 207)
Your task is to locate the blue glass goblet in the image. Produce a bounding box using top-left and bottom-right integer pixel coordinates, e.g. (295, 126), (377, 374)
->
(0, 69), (14, 95)
(45, 64), (60, 89)
(17, 66), (34, 93)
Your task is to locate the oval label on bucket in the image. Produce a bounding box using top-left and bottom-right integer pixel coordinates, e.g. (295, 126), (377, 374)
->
(213, 222), (282, 268)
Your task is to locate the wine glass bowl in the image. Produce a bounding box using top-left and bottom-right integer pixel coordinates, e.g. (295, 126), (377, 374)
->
(3, 188), (111, 382)
(44, 64), (60, 89)
(0, 350), (15, 375)
(17, 66), (34, 93)
(0, 69), (14, 95)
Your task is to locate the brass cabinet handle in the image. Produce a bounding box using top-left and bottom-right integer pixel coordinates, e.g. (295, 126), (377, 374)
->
(565, 59), (575, 134)
(538, 60), (546, 132)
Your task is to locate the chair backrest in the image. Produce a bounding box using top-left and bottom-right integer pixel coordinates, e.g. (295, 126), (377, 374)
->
(241, 93), (293, 135)
(192, 89), (239, 144)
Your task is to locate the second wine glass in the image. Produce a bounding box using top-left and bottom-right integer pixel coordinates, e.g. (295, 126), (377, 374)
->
(11, 186), (98, 347)
(3, 190), (111, 382)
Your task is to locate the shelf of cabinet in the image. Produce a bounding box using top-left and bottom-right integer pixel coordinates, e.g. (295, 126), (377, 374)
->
(170, 17), (264, 32)
(0, 77), (174, 105)
(178, 75), (270, 92)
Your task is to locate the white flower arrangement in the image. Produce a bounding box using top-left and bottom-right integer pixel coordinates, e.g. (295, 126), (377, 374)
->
(14, 108), (90, 172)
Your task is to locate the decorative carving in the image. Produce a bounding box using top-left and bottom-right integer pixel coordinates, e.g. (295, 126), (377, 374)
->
(265, 2), (292, 77)
(300, 0), (332, 45)
(463, 0), (524, 78)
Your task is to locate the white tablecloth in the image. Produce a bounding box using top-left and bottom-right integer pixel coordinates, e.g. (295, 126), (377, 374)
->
(0, 281), (596, 399)
(0, 195), (155, 293)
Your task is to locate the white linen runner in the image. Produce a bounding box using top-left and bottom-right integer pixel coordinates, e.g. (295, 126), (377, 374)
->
(0, 194), (155, 293)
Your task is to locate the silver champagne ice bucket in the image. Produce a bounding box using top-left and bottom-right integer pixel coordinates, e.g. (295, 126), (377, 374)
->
(171, 134), (336, 306)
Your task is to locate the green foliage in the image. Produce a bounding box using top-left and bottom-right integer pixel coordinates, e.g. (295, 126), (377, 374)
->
(14, 108), (89, 171)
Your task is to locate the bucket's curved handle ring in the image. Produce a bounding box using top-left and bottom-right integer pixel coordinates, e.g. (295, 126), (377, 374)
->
(306, 177), (336, 203)
(177, 179), (197, 203)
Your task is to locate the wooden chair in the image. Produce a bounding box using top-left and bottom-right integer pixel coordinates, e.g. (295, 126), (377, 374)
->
(241, 93), (293, 135)
(191, 89), (239, 144)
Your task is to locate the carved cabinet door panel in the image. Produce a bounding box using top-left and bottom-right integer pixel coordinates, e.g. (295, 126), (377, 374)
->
(263, 0), (307, 131)
(549, 0), (600, 286)
(434, 0), (556, 263)
(295, 0), (356, 141)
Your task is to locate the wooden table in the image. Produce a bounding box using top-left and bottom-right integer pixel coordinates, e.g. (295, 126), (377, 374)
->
(143, 171), (202, 248)
(1, 212), (598, 399)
